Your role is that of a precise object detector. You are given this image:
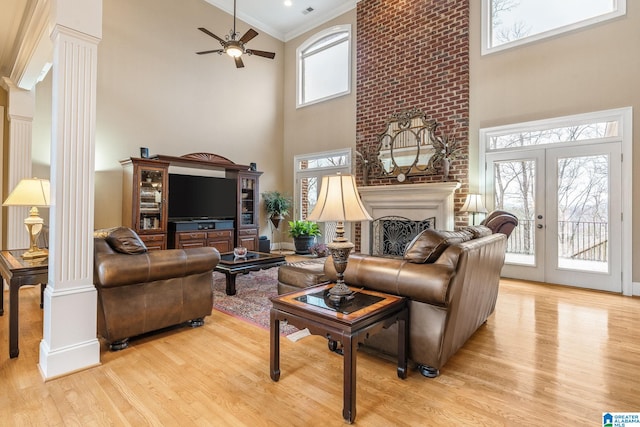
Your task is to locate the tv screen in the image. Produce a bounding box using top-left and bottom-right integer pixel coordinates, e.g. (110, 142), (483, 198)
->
(168, 174), (237, 220)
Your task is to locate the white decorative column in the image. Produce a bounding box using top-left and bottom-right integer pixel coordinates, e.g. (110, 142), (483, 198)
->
(1, 77), (36, 250)
(39, 0), (102, 379)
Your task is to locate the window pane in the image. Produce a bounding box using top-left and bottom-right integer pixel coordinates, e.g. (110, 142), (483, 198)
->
(556, 154), (609, 272)
(490, 0), (618, 48)
(303, 32), (349, 56)
(494, 159), (536, 266)
(489, 121), (618, 150)
(303, 40), (349, 104)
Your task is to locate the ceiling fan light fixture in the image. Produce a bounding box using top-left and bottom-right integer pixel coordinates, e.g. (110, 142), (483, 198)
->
(226, 45), (243, 57)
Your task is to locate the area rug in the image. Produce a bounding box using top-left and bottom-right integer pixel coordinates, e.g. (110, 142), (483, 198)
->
(212, 268), (298, 335)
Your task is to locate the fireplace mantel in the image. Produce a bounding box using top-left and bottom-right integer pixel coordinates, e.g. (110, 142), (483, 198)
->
(358, 182), (461, 255)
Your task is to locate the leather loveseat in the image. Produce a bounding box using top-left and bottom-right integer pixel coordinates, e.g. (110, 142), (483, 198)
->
(94, 227), (220, 350)
(323, 212), (518, 377)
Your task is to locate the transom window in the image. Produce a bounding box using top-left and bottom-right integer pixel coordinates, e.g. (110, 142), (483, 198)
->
(488, 119), (620, 151)
(297, 25), (351, 108)
(482, 0), (626, 54)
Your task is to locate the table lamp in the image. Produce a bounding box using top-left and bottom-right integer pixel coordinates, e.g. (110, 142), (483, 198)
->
(460, 193), (488, 226)
(307, 174), (372, 303)
(3, 178), (50, 259)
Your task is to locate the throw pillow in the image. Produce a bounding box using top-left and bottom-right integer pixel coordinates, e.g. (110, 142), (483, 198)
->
(105, 227), (148, 254)
(403, 229), (473, 263)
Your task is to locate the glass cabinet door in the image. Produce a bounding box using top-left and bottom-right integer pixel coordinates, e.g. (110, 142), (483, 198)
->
(138, 167), (165, 232)
(240, 176), (257, 226)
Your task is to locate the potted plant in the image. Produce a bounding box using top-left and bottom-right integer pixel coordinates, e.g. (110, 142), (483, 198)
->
(262, 191), (292, 229)
(287, 220), (321, 254)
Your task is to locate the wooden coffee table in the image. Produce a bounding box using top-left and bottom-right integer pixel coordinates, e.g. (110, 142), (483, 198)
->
(215, 251), (286, 295)
(270, 284), (408, 424)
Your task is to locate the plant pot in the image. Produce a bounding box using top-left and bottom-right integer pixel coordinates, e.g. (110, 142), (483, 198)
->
(270, 214), (284, 229)
(293, 236), (316, 254)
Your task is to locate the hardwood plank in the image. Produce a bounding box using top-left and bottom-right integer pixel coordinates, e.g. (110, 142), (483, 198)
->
(1, 278), (639, 425)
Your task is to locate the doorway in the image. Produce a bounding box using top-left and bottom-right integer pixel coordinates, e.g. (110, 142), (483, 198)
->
(481, 108), (632, 294)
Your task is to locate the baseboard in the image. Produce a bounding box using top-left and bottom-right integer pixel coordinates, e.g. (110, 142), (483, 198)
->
(39, 338), (101, 380)
(633, 281), (640, 296)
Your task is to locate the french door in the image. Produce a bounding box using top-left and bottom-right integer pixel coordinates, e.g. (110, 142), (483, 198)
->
(486, 143), (622, 292)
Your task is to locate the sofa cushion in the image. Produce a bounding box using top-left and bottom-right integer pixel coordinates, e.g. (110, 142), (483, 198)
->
(461, 225), (493, 239)
(404, 229), (472, 263)
(104, 227), (148, 254)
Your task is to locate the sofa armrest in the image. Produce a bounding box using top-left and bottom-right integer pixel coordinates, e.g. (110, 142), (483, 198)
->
(324, 253), (456, 305)
(95, 246), (220, 288)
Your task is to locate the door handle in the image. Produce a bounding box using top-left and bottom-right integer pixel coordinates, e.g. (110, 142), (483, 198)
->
(536, 224), (543, 229)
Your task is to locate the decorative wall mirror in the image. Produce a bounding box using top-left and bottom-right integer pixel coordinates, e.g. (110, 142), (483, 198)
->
(375, 109), (439, 180)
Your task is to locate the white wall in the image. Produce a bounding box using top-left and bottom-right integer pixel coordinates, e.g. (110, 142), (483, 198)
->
(33, 0), (285, 233)
(469, 2), (640, 281)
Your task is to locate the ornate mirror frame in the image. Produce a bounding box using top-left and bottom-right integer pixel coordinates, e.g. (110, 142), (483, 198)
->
(374, 109), (440, 179)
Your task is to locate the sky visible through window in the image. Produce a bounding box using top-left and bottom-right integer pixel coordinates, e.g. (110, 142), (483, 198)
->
(492, 0), (615, 46)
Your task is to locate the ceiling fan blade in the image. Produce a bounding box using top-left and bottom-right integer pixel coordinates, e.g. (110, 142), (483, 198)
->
(234, 56), (245, 68)
(198, 27), (225, 44)
(247, 49), (276, 59)
(196, 49), (224, 55)
(239, 28), (259, 44)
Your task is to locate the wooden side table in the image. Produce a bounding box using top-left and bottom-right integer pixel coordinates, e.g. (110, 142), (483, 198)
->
(270, 284), (408, 424)
(0, 249), (48, 358)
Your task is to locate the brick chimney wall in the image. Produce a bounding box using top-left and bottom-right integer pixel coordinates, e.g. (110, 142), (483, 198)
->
(355, 0), (470, 236)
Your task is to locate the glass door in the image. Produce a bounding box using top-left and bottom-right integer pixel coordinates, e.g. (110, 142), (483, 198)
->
(486, 144), (621, 292)
(138, 167), (165, 233)
(487, 149), (545, 282)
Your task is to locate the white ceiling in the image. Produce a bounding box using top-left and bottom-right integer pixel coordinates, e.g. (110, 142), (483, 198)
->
(203, 0), (356, 41)
(0, 0), (356, 81)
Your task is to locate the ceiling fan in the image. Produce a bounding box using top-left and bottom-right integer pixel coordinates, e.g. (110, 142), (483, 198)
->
(196, 0), (276, 68)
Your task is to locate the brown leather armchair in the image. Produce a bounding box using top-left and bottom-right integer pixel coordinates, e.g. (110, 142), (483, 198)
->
(94, 227), (220, 350)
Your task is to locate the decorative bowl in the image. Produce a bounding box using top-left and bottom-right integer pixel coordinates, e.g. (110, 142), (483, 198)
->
(233, 246), (248, 258)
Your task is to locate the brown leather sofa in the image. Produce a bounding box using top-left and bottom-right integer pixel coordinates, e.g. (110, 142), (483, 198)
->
(94, 227), (220, 350)
(322, 213), (518, 378)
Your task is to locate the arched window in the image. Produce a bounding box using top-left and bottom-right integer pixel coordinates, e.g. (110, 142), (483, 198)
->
(297, 24), (351, 108)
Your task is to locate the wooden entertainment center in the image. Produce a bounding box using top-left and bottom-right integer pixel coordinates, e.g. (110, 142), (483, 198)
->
(121, 152), (262, 252)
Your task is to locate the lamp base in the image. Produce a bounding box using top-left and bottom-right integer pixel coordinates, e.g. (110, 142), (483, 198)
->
(328, 282), (353, 304)
(22, 247), (48, 260)
(328, 238), (355, 304)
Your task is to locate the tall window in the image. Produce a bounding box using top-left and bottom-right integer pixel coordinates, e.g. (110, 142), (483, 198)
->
(482, 0), (626, 54)
(297, 25), (351, 108)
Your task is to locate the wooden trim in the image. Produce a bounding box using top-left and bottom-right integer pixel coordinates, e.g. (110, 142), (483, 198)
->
(153, 152), (252, 171)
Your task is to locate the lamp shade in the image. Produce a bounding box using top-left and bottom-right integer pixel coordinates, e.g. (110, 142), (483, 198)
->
(460, 194), (488, 214)
(3, 178), (50, 207)
(307, 174), (372, 223)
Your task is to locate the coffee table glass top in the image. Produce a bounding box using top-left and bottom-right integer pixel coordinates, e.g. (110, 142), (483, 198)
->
(218, 251), (284, 265)
(294, 289), (384, 315)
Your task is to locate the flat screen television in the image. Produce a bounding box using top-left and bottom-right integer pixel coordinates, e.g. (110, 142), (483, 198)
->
(168, 174), (237, 220)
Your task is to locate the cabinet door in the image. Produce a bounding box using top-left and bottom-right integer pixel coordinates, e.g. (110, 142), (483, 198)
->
(207, 230), (233, 253)
(238, 228), (258, 251)
(175, 231), (206, 249)
(135, 162), (168, 234)
(239, 175), (258, 227)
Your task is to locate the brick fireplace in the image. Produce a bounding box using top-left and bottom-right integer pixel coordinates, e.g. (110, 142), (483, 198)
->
(355, 0), (470, 245)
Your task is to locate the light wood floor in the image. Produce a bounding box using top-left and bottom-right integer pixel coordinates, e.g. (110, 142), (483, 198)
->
(1, 278), (639, 426)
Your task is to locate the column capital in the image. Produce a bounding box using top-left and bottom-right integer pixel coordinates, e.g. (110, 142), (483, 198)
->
(0, 77), (36, 121)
